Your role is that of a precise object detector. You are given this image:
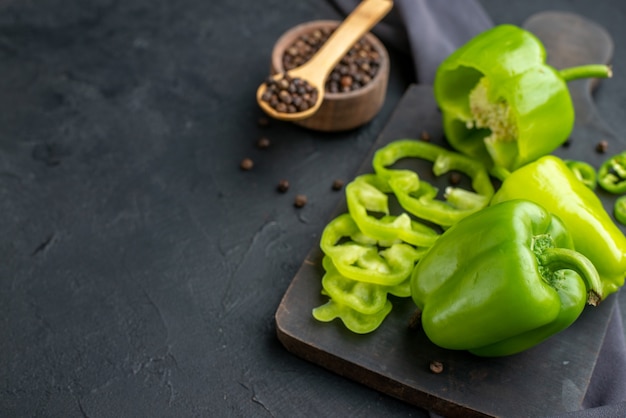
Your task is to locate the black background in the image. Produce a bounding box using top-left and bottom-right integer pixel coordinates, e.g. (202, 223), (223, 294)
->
(1, 0), (625, 416)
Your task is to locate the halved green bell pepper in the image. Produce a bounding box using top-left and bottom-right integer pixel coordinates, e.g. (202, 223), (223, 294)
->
(492, 155), (626, 297)
(434, 24), (612, 174)
(411, 199), (602, 357)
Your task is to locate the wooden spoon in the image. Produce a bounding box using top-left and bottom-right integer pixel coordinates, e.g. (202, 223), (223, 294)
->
(256, 0), (393, 122)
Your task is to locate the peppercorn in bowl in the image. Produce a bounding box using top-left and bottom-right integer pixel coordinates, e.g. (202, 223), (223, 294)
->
(270, 20), (389, 132)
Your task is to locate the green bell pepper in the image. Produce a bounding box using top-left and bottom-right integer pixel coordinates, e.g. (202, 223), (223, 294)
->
(434, 24), (612, 174)
(598, 151), (626, 194)
(492, 155), (626, 297)
(371, 139), (494, 227)
(411, 200), (602, 357)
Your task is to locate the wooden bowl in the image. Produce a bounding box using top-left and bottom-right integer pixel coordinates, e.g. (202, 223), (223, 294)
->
(271, 20), (389, 132)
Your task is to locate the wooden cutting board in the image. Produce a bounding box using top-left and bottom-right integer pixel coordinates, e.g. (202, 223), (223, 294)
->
(276, 12), (624, 417)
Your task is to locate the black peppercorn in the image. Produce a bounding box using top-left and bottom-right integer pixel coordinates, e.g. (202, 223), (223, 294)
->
(596, 140), (609, 153)
(449, 172), (462, 185)
(257, 137), (270, 149)
(277, 179), (289, 193)
(294, 194), (307, 208)
(281, 27), (380, 94)
(240, 158), (254, 171)
(261, 74), (319, 114)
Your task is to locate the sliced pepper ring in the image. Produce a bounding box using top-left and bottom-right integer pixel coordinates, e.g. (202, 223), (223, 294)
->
(598, 151), (626, 194)
(320, 256), (410, 316)
(345, 173), (440, 247)
(565, 159), (597, 189)
(372, 139), (494, 227)
(320, 213), (422, 286)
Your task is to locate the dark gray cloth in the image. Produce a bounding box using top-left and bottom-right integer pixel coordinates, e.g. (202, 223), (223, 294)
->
(331, 0), (492, 84)
(330, 1), (626, 416)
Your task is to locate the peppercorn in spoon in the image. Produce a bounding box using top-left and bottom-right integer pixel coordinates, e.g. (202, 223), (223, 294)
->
(256, 0), (393, 121)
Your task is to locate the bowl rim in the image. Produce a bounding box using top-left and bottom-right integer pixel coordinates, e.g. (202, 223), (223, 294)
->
(270, 19), (390, 100)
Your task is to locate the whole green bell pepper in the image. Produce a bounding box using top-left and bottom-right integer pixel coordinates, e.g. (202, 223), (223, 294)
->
(411, 200), (602, 357)
(492, 155), (626, 297)
(434, 24), (612, 174)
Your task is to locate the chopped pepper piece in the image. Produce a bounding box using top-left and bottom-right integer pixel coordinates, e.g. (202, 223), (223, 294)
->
(411, 200), (602, 357)
(615, 196), (626, 226)
(492, 155), (626, 297)
(598, 151), (626, 194)
(565, 159), (597, 190)
(434, 24), (612, 174)
(371, 139), (494, 227)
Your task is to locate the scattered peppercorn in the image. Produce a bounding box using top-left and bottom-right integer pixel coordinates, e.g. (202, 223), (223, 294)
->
(240, 158), (254, 171)
(282, 27), (381, 93)
(420, 130), (431, 141)
(257, 116), (270, 127)
(261, 73), (318, 114)
(449, 172), (462, 186)
(257, 137), (270, 149)
(332, 179), (345, 191)
(294, 194), (308, 208)
(408, 309), (422, 330)
(429, 360), (444, 374)
(596, 140), (609, 153)
(277, 179), (290, 193)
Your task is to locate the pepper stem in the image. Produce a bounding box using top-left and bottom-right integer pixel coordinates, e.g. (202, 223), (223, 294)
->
(539, 247), (603, 306)
(559, 64), (612, 82)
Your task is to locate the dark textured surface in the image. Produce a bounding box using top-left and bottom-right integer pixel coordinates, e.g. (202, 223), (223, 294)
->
(1, 0), (625, 417)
